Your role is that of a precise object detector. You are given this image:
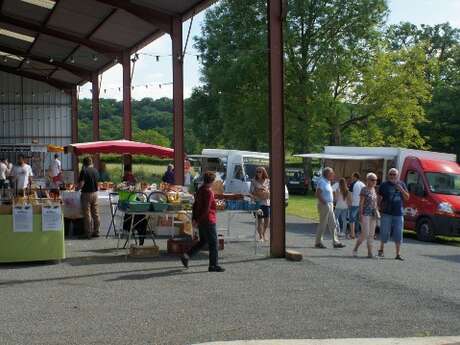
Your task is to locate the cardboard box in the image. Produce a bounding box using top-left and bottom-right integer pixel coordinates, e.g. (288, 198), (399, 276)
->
(128, 245), (160, 257)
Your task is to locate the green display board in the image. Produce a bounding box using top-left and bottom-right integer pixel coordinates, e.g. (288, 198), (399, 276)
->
(0, 214), (65, 263)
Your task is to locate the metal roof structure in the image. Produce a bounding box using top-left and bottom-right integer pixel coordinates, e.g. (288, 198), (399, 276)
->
(0, 0), (214, 90)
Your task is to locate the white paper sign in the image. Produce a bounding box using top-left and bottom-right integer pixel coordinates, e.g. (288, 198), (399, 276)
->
(13, 204), (34, 232)
(42, 206), (63, 232)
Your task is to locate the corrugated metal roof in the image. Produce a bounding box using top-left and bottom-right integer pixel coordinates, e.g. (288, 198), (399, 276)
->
(0, 0), (216, 89)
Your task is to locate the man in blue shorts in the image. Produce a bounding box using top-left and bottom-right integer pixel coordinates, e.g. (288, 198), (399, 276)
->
(378, 168), (410, 260)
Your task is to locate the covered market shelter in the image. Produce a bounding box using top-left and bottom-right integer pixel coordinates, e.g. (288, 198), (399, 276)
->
(0, 0), (287, 257)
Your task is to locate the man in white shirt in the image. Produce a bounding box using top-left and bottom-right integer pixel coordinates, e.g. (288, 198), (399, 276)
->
(0, 158), (7, 188)
(49, 154), (62, 187)
(349, 172), (365, 239)
(11, 155), (33, 193)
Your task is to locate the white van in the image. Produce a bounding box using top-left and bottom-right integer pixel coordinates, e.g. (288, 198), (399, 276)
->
(190, 149), (289, 205)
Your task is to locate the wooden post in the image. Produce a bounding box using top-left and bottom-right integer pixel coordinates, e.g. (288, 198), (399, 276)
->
(172, 17), (185, 185)
(268, 0), (286, 257)
(122, 51), (132, 171)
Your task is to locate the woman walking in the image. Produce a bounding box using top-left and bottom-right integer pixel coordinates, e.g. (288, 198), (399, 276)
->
(334, 178), (351, 237)
(251, 167), (270, 242)
(181, 171), (224, 272)
(352, 172), (379, 258)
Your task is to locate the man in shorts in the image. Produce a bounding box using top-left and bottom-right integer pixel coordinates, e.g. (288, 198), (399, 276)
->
(378, 168), (409, 260)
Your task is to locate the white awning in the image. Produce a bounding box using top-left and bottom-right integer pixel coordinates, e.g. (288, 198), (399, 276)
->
(294, 153), (394, 160)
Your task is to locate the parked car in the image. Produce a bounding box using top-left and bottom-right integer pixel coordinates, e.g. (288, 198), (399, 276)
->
(285, 168), (308, 194)
(297, 146), (460, 241)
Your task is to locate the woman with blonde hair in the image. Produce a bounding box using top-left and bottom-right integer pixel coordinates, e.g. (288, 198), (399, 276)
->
(353, 172), (379, 258)
(334, 178), (352, 237)
(251, 166), (270, 241)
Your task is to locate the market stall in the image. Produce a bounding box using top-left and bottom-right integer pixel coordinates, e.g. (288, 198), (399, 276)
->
(0, 145), (67, 263)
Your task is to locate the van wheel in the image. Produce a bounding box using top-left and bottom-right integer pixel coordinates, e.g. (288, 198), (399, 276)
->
(416, 218), (436, 242)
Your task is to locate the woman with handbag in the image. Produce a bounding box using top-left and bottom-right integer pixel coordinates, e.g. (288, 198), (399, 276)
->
(250, 167), (270, 242)
(352, 172), (379, 258)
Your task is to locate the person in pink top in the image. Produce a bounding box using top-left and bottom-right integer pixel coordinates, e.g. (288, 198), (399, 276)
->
(181, 171), (225, 272)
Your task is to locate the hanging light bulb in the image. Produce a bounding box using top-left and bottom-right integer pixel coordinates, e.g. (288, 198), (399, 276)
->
(114, 57), (118, 64)
(49, 57), (54, 63)
(159, 84), (162, 89)
(196, 55), (200, 61)
(32, 92), (35, 97)
(92, 54), (98, 62)
(156, 55), (159, 62)
(3, 56), (8, 63)
(15, 92), (19, 97)
(70, 56), (75, 64)
(118, 87), (121, 92)
(25, 58), (31, 64)
(104, 89), (106, 94)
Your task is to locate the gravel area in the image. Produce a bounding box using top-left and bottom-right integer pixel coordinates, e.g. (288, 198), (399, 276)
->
(0, 209), (459, 345)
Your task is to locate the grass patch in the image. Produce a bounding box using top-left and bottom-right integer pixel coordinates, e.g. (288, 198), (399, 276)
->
(286, 194), (319, 221)
(105, 163), (167, 184)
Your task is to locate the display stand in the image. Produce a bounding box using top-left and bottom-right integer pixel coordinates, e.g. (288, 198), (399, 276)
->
(0, 206), (65, 263)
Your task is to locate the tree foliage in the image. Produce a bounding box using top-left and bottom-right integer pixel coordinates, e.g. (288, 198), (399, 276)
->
(188, 0), (455, 154)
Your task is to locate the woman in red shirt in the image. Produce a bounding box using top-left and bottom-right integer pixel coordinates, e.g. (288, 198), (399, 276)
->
(181, 171), (225, 272)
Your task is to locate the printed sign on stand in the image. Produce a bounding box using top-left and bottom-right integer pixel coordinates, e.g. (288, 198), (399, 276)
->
(42, 206), (63, 232)
(13, 204), (33, 232)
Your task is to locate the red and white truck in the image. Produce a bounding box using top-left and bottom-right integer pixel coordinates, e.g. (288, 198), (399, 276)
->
(297, 146), (460, 241)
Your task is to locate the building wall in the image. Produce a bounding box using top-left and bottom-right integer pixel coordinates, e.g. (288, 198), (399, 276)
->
(0, 71), (72, 171)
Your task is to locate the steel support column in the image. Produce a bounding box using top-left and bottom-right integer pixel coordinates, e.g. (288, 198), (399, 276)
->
(122, 51), (132, 170)
(172, 17), (184, 185)
(71, 87), (79, 183)
(268, 0), (286, 257)
(92, 73), (100, 169)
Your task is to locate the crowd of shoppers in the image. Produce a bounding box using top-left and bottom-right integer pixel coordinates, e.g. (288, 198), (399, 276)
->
(315, 167), (409, 261)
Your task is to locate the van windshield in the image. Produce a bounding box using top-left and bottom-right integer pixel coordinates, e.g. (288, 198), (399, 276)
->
(243, 157), (269, 179)
(426, 172), (460, 196)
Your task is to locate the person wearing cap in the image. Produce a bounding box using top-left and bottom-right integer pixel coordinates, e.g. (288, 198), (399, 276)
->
(378, 168), (410, 260)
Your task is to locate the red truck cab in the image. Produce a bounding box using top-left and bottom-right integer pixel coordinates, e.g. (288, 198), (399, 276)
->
(401, 157), (460, 241)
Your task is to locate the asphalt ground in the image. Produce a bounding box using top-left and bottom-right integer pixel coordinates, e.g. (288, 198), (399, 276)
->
(0, 206), (459, 345)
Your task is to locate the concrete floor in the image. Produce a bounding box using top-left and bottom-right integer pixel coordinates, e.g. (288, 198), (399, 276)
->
(0, 208), (459, 345)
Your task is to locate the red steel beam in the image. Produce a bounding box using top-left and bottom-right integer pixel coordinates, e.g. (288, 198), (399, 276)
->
(0, 44), (91, 79)
(71, 86), (79, 182)
(92, 73), (100, 169)
(0, 13), (121, 56)
(122, 51), (132, 169)
(268, 0), (286, 258)
(172, 17), (184, 185)
(0, 64), (73, 90)
(94, 0), (173, 33)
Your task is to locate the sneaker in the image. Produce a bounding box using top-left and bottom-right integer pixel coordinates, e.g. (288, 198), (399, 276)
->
(314, 243), (327, 249)
(377, 250), (384, 258)
(395, 255), (404, 261)
(352, 250), (358, 257)
(180, 254), (189, 268)
(209, 266), (225, 272)
(333, 243), (346, 248)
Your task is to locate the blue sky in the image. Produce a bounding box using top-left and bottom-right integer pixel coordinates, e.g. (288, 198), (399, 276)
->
(78, 0), (460, 100)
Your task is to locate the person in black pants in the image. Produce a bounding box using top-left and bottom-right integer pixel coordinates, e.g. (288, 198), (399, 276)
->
(180, 171), (224, 272)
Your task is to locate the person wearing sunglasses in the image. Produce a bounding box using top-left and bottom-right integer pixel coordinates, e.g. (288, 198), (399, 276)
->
(250, 167), (271, 241)
(353, 173), (379, 258)
(378, 168), (410, 260)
